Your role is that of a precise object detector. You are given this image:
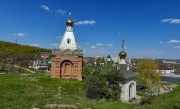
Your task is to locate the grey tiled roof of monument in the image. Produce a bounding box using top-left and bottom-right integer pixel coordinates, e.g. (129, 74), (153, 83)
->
(118, 64), (138, 79)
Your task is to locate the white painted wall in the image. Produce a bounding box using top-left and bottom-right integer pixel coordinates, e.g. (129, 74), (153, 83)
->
(120, 79), (136, 102)
(59, 26), (78, 51)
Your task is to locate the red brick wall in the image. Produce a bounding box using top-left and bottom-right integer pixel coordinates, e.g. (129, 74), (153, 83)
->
(51, 55), (83, 80)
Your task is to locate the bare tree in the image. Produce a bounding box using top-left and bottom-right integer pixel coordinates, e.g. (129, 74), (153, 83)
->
(0, 52), (8, 72)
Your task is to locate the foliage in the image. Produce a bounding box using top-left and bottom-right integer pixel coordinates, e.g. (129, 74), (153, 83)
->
(86, 73), (108, 99)
(0, 41), (51, 73)
(95, 57), (105, 65)
(83, 64), (92, 78)
(100, 61), (113, 75)
(106, 67), (124, 100)
(140, 96), (153, 105)
(86, 63), (123, 100)
(135, 59), (161, 91)
(0, 40), (51, 57)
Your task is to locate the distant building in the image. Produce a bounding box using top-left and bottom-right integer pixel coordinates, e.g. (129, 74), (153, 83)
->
(29, 52), (49, 71)
(50, 14), (83, 80)
(111, 56), (119, 63)
(29, 60), (48, 71)
(117, 39), (138, 101)
(158, 64), (175, 75)
(39, 53), (49, 59)
(163, 60), (176, 64)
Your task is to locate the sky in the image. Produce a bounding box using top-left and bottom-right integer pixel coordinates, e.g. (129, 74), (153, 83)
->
(0, 0), (180, 59)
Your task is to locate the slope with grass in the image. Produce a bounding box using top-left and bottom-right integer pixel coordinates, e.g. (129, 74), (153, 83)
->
(0, 40), (51, 56)
(0, 73), (179, 109)
(136, 82), (180, 109)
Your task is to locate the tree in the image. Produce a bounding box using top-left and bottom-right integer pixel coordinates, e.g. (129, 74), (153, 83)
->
(0, 51), (8, 71)
(85, 62), (123, 100)
(14, 54), (30, 73)
(83, 65), (92, 78)
(135, 59), (161, 95)
(106, 67), (123, 100)
(100, 61), (113, 75)
(85, 73), (108, 99)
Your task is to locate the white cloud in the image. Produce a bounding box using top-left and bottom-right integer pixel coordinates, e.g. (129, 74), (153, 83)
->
(29, 44), (39, 47)
(167, 40), (180, 43)
(107, 44), (113, 46)
(85, 43), (90, 45)
(55, 9), (66, 15)
(13, 33), (25, 37)
(75, 20), (96, 25)
(159, 41), (164, 44)
(161, 18), (173, 22)
(96, 43), (103, 46)
(50, 43), (59, 46)
(160, 40), (180, 44)
(78, 45), (82, 48)
(161, 18), (180, 24)
(174, 46), (180, 48)
(55, 36), (61, 39)
(40, 5), (50, 11)
(91, 46), (97, 48)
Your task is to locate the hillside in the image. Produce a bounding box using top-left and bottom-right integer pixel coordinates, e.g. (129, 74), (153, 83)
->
(0, 40), (51, 57)
(0, 73), (179, 109)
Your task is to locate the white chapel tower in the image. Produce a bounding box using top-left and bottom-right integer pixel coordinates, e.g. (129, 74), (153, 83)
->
(59, 13), (78, 51)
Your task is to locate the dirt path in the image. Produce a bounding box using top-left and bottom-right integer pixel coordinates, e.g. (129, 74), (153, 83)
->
(13, 65), (36, 73)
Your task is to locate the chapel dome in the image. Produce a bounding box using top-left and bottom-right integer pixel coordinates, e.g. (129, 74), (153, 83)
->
(119, 51), (127, 59)
(107, 55), (111, 58)
(66, 19), (74, 27)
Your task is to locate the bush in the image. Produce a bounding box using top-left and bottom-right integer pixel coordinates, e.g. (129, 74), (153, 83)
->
(85, 74), (108, 99)
(140, 96), (153, 105)
(174, 103), (180, 109)
(129, 97), (136, 102)
(85, 64), (123, 100)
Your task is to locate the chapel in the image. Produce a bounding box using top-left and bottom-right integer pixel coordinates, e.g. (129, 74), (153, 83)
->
(50, 13), (83, 80)
(118, 39), (138, 101)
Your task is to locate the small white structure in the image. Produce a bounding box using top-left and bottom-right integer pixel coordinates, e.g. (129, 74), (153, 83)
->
(117, 39), (138, 101)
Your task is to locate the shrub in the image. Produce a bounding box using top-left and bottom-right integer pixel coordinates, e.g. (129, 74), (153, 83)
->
(140, 96), (153, 105)
(85, 74), (108, 99)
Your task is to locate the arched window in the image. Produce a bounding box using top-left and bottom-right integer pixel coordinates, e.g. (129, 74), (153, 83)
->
(65, 64), (70, 73)
(129, 83), (134, 98)
(67, 38), (71, 44)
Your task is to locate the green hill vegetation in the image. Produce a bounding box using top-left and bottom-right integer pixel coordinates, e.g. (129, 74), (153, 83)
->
(0, 40), (51, 57)
(0, 40), (51, 73)
(0, 73), (179, 109)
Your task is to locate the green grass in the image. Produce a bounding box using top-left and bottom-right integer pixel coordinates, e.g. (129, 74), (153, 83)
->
(0, 73), (179, 109)
(136, 85), (180, 109)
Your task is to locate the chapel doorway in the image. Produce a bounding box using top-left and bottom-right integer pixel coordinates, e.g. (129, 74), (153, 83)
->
(129, 83), (134, 98)
(60, 60), (73, 78)
(65, 63), (71, 73)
